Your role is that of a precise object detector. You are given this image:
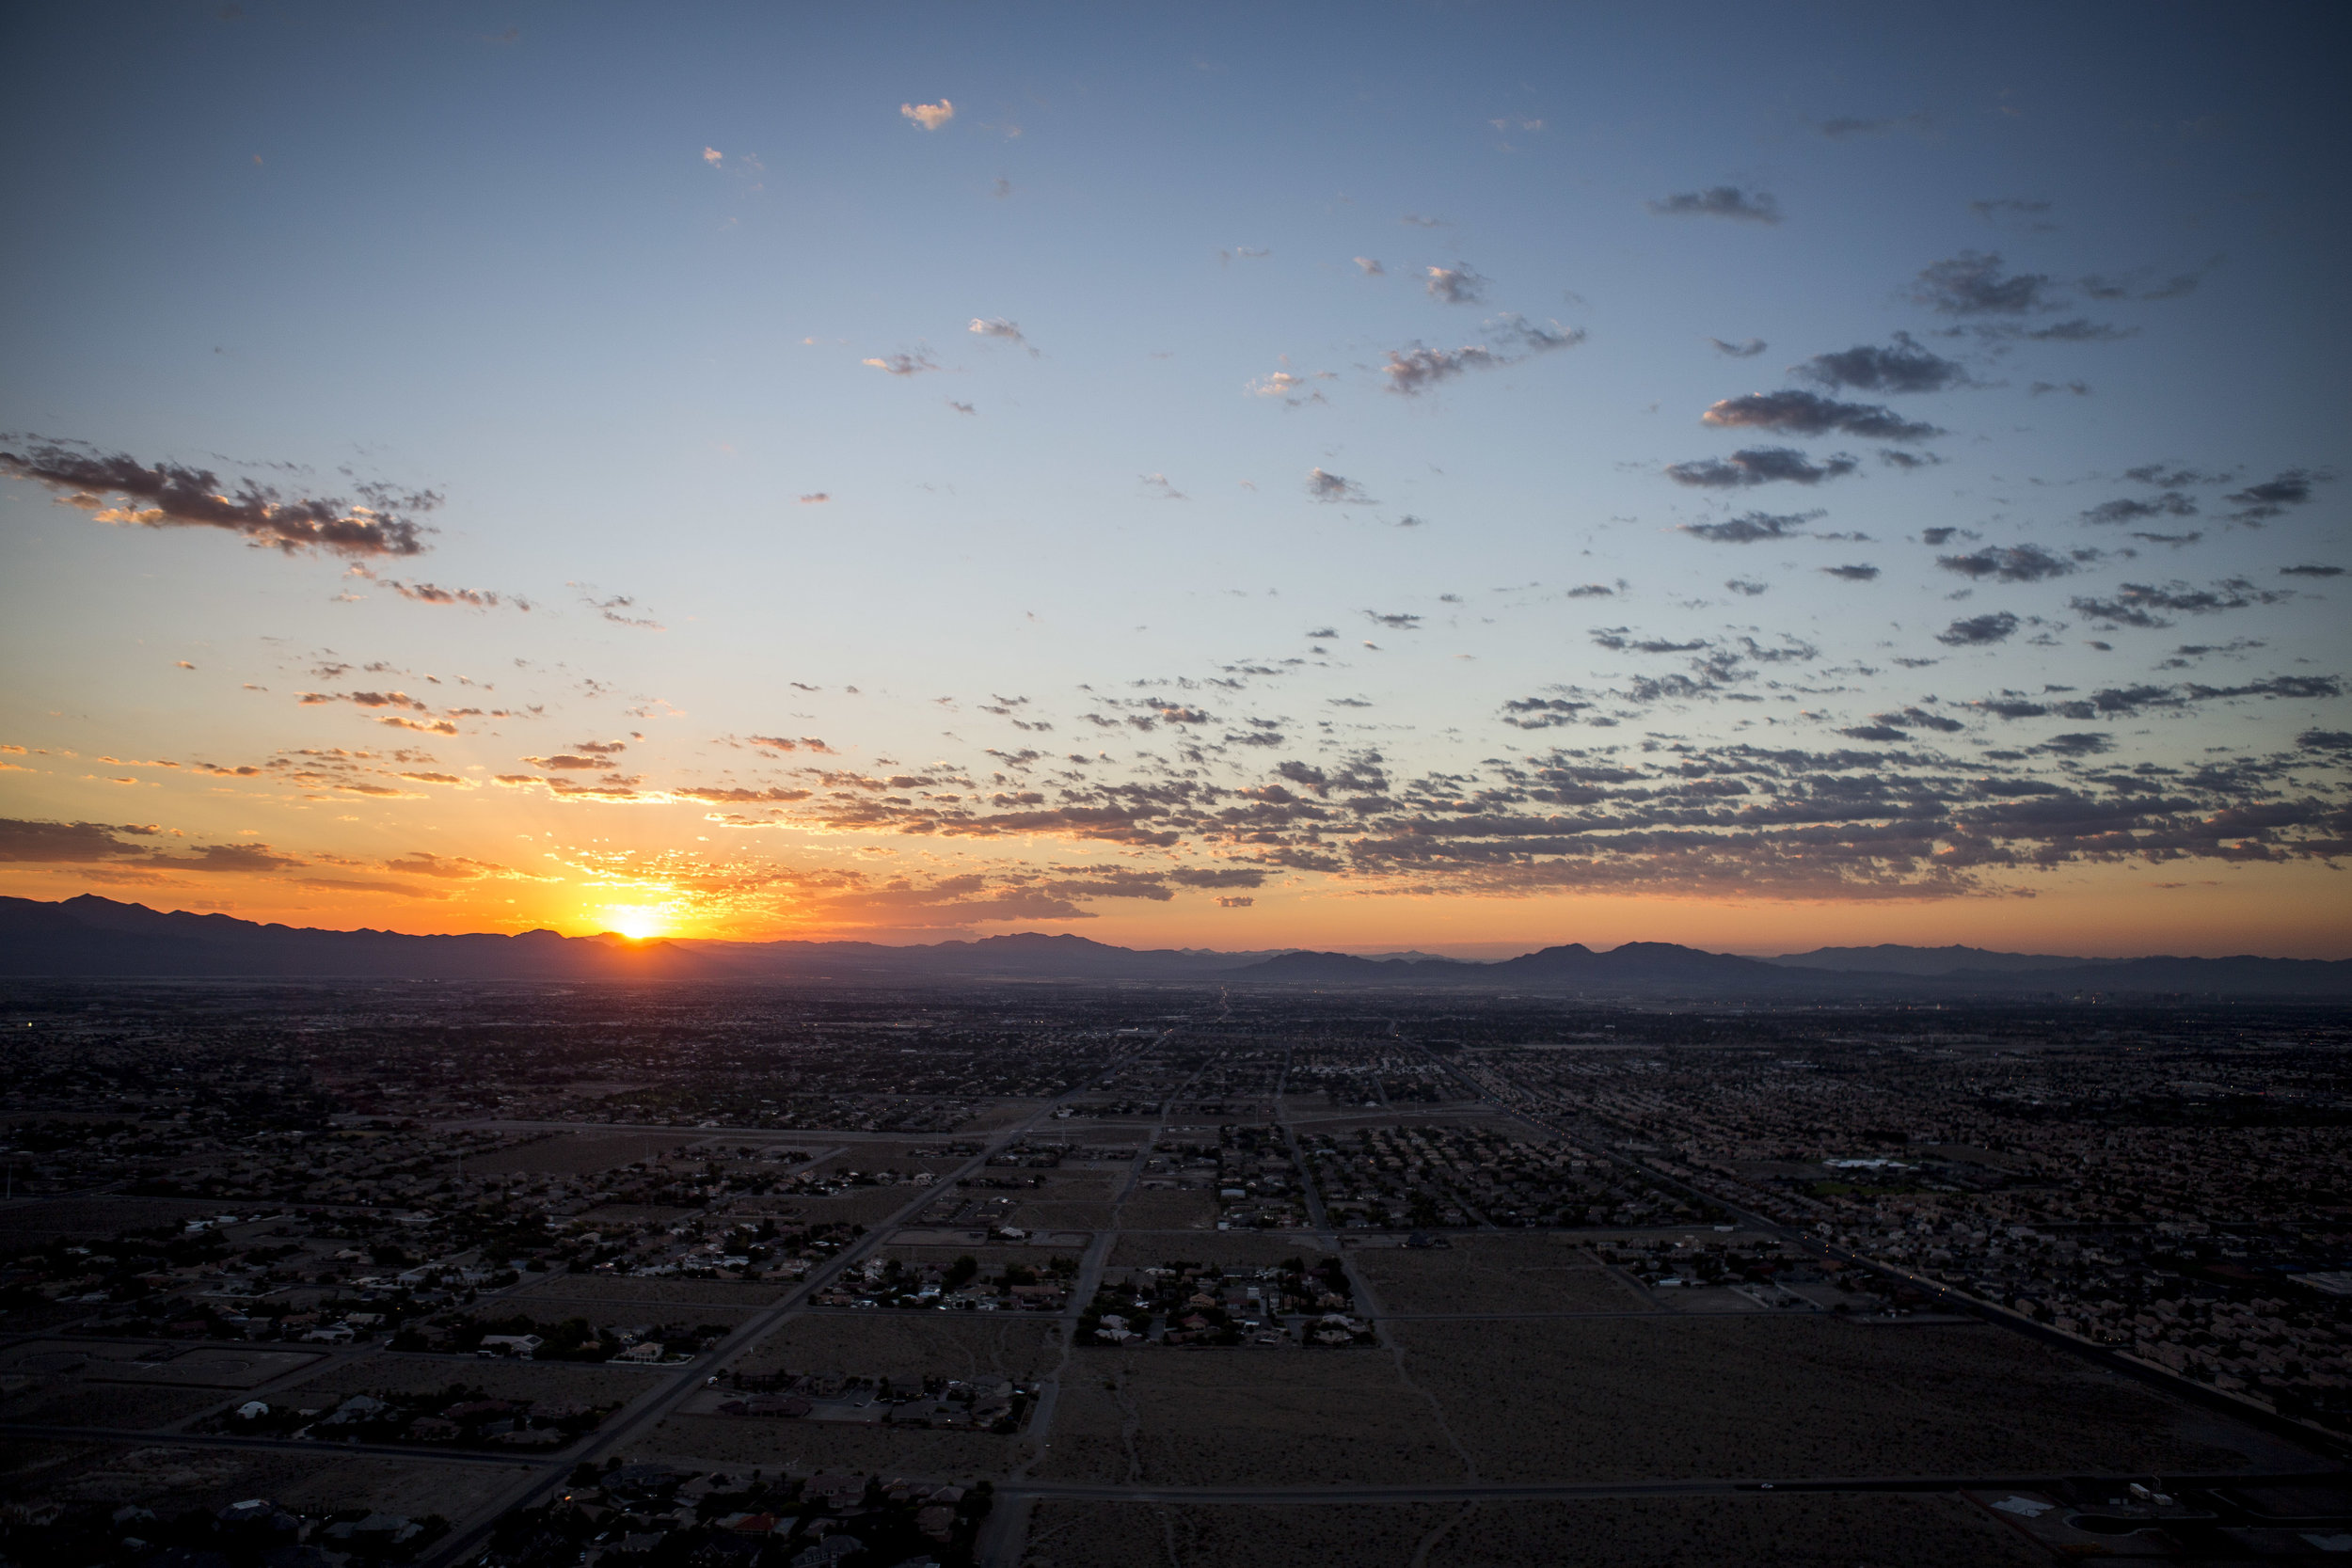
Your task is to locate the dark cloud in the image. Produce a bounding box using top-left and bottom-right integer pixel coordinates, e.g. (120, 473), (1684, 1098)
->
(1593, 628), (1709, 654)
(1821, 563), (1881, 581)
(1563, 583), (1615, 598)
(1701, 390), (1940, 442)
(1936, 544), (2087, 582)
(1422, 265), (1487, 304)
(2298, 729), (2352, 754)
(1968, 198), (2057, 233)
(0, 439), (435, 556)
(1381, 343), (1502, 394)
(1724, 578), (1769, 595)
(1709, 338), (1767, 357)
(2014, 318), (2136, 342)
(1879, 449), (1943, 470)
(1913, 251), (2057, 315)
(2226, 468), (2323, 524)
(2083, 492), (2198, 525)
(1665, 448), (1858, 487)
(0, 817), (159, 863)
(1647, 186), (1782, 224)
(1306, 468), (1373, 504)
(2133, 531), (2204, 548)
(1793, 332), (1967, 394)
(2122, 465), (2233, 487)
(2029, 380), (2091, 397)
(2281, 564), (2344, 578)
(1365, 611), (1422, 630)
(1937, 611), (2022, 646)
(1679, 508), (1820, 543)
(2080, 261), (2217, 301)
(2069, 578), (2293, 627)
(2040, 732), (2114, 757)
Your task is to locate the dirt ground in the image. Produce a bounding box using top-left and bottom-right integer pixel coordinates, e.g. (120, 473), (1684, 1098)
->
(1391, 1316), (2257, 1481)
(1422, 1494), (2044, 1567)
(787, 1187), (927, 1225)
(644, 1413), (1025, 1478)
(1037, 1354), (1470, 1488)
(1019, 1501), (1453, 1568)
(459, 1132), (691, 1175)
(1116, 1191), (1219, 1229)
(732, 1314), (1062, 1383)
(16, 1440), (531, 1517)
(1349, 1238), (1653, 1314)
(275, 1351), (658, 1409)
(0, 1378), (224, 1432)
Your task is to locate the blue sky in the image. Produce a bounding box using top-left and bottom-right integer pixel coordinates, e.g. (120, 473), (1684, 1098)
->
(2, 2), (2347, 954)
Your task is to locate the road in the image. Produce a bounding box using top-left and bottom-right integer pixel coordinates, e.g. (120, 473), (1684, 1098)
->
(409, 1034), (1168, 1568)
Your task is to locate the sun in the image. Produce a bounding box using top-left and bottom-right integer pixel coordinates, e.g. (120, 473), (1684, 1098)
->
(601, 905), (669, 941)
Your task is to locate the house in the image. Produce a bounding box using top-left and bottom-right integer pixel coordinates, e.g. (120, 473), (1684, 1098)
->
(614, 1341), (665, 1363)
(478, 1333), (543, 1357)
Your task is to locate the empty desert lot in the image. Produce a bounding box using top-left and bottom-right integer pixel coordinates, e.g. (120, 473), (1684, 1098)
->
(1349, 1237), (1652, 1314)
(1040, 1351), (1470, 1487)
(1014, 1493), (2040, 1568)
(1391, 1316), (2257, 1481)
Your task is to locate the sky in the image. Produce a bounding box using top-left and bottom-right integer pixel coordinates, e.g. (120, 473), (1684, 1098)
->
(2, 1), (2348, 957)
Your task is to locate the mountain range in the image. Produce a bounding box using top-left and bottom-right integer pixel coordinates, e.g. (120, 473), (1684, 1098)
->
(1, 895), (2346, 999)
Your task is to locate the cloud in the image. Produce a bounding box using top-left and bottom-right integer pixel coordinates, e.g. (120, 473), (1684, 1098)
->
(748, 735), (834, 753)
(946, 401), (976, 416)
(703, 147), (723, 166)
(1381, 343), (1502, 394)
(1725, 578), (1769, 595)
(2029, 380), (2092, 397)
(1306, 468), (1372, 504)
(1400, 214), (1449, 229)
(1354, 257), (1384, 276)
(2069, 578), (2293, 627)
(580, 592), (663, 629)
(1937, 611), (2022, 646)
(900, 99), (954, 131)
(2083, 491), (2198, 525)
(968, 317), (1031, 352)
(374, 578), (526, 610)
(1423, 265), (1488, 304)
(2226, 468), (2322, 524)
(1913, 250), (2056, 315)
(1665, 448), (1858, 487)
(2014, 318), (2135, 342)
(1215, 895), (1254, 908)
(1709, 338), (1767, 357)
(1701, 389), (1941, 442)
(1821, 563), (1881, 581)
(1794, 332), (1966, 394)
(1647, 186), (1782, 224)
(2080, 260), (2217, 301)
(0, 817), (160, 863)
(1678, 508), (1820, 543)
(799, 492), (830, 504)
(863, 351), (940, 376)
(1365, 610), (1422, 630)
(1140, 472), (1187, 500)
(1969, 198), (2056, 232)
(0, 439), (435, 557)
(2280, 563), (2343, 578)
(1936, 544), (2086, 582)
(1486, 313), (1583, 353)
